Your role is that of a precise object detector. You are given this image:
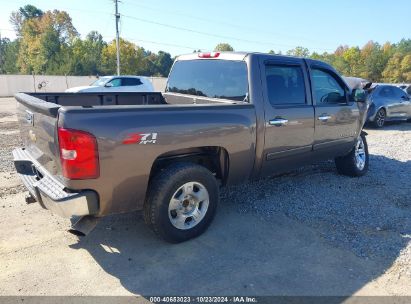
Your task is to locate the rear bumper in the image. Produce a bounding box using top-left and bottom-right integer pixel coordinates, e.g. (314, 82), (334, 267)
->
(12, 148), (99, 218)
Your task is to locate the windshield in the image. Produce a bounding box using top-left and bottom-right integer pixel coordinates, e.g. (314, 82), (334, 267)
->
(90, 77), (111, 87)
(166, 60), (249, 101)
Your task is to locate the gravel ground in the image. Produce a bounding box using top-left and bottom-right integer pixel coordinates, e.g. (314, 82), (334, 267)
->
(222, 131), (411, 259)
(221, 123), (411, 276)
(0, 97), (410, 296)
(0, 113), (22, 173)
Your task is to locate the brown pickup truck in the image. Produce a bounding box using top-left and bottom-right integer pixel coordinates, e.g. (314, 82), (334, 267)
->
(13, 52), (369, 243)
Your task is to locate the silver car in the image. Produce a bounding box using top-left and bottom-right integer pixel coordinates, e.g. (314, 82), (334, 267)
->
(366, 85), (411, 128)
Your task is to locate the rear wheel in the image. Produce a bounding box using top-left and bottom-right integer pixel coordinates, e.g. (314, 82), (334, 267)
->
(374, 108), (386, 128)
(335, 133), (369, 177)
(144, 163), (219, 243)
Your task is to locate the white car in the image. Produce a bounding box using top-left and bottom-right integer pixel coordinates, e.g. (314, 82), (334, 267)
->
(65, 76), (154, 93)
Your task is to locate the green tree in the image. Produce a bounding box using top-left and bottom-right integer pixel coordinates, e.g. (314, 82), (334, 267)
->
(3, 4), (411, 81)
(101, 39), (173, 76)
(400, 54), (411, 82)
(286, 46), (310, 57)
(9, 4), (44, 36)
(341, 46), (364, 77)
(68, 31), (106, 75)
(395, 39), (411, 54)
(268, 50), (282, 55)
(101, 39), (143, 75)
(0, 38), (19, 74)
(16, 9), (78, 74)
(214, 43), (234, 52)
(359, 41), (386, 81)
(381, 39), (411, 82)
(382, 53), (403, 82)
(153, 51), (173, 76)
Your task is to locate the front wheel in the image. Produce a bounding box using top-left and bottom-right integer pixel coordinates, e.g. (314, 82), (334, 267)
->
(374, 108), (386, 128)
(335, 133), (369, 177)
(144, 163), (219, 243)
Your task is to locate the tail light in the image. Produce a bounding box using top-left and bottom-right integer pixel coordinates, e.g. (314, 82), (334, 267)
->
(198, 52), (220, 58)
(58, 128), (99, 179)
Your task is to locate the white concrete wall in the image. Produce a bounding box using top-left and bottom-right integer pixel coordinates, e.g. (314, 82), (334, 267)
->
(0, 75), (36, 97)
(149, 76), (167, 92)
(0, 75), (167, 97)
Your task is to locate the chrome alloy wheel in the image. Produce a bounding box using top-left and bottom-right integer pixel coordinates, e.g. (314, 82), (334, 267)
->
(168, 182), (209, 230)
(354, 137), (366, 171)
(376, 109), (385, 127)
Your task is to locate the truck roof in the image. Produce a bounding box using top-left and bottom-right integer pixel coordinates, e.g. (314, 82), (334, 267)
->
(175, 51), (345, 89)
(176, 51), (330, 66)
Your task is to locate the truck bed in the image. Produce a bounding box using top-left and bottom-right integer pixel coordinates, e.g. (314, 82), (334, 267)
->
(27, 92), (166, 106)
(15, 92), (243, 118)
(14, 91), (257, 216)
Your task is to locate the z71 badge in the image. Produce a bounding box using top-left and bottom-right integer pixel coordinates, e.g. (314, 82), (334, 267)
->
(122, 132), (158, 145)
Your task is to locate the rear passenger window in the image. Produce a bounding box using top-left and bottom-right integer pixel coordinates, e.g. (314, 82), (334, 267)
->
(108, 78), (121, 87)
(392, 86), (408, 99)
(265, 65), (306, 105)
(122, 78), (143, 86)
(311, 68), (347, 104)
(378, 86), (395, 98)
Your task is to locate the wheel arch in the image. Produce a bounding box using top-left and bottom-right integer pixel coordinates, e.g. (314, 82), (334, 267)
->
(377, 106), (387, 113)
(148, 146), (230, 186)
(369, 106), (387, 125)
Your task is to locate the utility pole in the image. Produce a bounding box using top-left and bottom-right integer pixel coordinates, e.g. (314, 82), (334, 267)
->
(0, 31), (2, 74)
(114, 0), (121, 75)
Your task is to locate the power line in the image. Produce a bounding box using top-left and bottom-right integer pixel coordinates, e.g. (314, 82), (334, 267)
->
(2, 3), (336, 54)
(103, 35), (209, 52)
(121, 14), (296, 48)
(125, 1), (337, 50)
(121, 13), (335, 52)
(126, 38), (209, 52)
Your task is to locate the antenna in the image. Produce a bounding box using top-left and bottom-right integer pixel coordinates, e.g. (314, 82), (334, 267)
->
(114, 0), (121, 75)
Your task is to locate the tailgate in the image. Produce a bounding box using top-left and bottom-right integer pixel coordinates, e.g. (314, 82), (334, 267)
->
(15, 93), (61, 176)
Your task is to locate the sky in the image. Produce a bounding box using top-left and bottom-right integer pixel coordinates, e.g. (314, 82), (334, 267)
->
(0, 0), (410, 56)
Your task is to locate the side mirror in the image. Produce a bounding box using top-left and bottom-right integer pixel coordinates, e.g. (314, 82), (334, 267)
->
(352, 89), (367, 103)
(104, 82), (113, 88)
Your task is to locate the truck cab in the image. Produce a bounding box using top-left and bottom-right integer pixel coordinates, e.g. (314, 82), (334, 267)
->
(13, 52), (369, 243)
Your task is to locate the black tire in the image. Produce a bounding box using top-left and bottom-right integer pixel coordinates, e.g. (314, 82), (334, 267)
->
(144, 162), (219, 243)
(374, 108), (386, 128)
(335, 133), (369, 177)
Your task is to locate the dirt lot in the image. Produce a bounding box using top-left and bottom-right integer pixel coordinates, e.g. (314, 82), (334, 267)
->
(0, 97), (410, 297)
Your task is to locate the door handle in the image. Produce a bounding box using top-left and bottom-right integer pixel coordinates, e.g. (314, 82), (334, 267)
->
(318, 115), (332, 122)
(269, 118), (289, 126)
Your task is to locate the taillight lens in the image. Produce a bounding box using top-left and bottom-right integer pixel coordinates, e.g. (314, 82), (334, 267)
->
(58, 128), (99, 179)
(198, 52), (220, 58)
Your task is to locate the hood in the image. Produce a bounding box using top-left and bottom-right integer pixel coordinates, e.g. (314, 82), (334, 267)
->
(343, 77), (372, 90)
